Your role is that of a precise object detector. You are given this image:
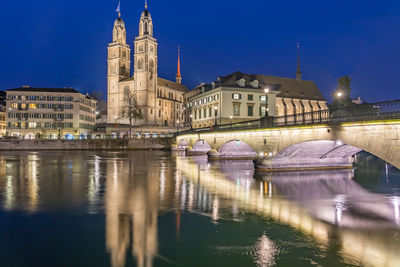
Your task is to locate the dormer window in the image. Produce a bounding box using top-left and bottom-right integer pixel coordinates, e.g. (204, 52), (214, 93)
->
(236, 78), (246, 87)
(250, 80), (259, 88)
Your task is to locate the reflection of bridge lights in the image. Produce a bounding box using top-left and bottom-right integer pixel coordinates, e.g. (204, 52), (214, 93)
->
(181, 180), (187, 210)
(212, 198), (219, 222)
(391, 196), (400, 223)
(335, 195), (347, 225)
(188, 182), (194, 210)
(268, 182), (272, 198)
(159, 166), (166, 200)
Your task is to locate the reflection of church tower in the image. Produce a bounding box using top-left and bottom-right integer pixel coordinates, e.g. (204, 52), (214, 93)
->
(134, 2), (158, 126)
(107, 10), (131, 123)
(105, 152), (159, 267)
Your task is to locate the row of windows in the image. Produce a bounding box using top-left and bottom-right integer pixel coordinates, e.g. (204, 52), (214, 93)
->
(8, 95), (74, 101)
(194, 107), (218, 120)
(157, 89), (184, 102)
(232, 93), (266, 101)
(192, 94), (219, 107)
(10, 103), (74, 110)
(79, 123), (95, 130)
(79, 115), (96, 122)
(8, 113), (74, 119)
(81, 98), (96, 107)
(79, 105), (96, 114)
(8, 122), (74, 129)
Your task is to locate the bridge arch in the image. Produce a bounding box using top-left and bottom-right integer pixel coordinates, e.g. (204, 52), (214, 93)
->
(257, 140), (363, 171)
(187, 139), (211, 155)
(178, 139), (189, 147)
(209, 139), (257, 160)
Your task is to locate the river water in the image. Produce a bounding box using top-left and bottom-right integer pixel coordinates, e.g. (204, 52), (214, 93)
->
(0, 151), (399, 267)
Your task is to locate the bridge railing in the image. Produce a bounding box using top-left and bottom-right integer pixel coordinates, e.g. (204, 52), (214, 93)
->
(177, 100), (400, 135)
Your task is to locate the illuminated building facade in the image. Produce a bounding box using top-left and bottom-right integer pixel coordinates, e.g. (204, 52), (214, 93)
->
(188, 71), (328, 128)
(0, 103), (5, 137)
(5, 86), (96, 139)
(107, 4), (188, 128)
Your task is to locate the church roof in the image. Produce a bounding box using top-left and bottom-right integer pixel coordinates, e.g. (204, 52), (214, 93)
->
(158, 77), (188, 92)
(215, 71), (325, 101)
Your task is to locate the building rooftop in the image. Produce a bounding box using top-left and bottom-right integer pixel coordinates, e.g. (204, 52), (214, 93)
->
(157, 77), (188, 92)
(6, 87), (81, 94)
(212, 71), (325, 101)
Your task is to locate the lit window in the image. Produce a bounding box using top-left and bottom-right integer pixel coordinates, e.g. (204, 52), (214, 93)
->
(259, 95), (266, 102)
(232, 93), (241, 100)
(11, 103), (18, 109)
(29, 103), (37, 109)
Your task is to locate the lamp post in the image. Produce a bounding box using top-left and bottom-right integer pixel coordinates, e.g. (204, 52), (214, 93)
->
(176, 120), (180, 133)
(214, 106), (218, 126)
(264, 88), (270, 117)
(229, 115), (233, 127)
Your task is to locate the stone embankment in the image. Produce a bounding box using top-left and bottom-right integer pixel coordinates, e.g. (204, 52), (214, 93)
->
(0, 138), (172, 150)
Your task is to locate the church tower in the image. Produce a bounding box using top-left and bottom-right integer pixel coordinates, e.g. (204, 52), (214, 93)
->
(107, 8), (131, 123)
(133, 2), (158, 126)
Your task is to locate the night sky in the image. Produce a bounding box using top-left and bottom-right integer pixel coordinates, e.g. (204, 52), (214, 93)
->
(1, 0), (399, 102)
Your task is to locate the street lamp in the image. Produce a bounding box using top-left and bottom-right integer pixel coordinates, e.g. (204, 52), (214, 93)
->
(214, 106), (218, 126)
(336, 91), (343, 98)
(229, 115), (233, 126)
(176, 120), (180, 133)
(264, 88), (270, 117)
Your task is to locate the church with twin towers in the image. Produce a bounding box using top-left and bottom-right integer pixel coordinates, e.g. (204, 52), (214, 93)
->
(107, 1), (187, 127)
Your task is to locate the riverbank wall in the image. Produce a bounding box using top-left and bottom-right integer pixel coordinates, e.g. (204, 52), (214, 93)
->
(0, 138), (173, 150)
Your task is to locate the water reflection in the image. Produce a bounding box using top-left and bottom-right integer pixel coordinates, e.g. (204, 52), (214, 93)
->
(0, 151), (400, 267)
(179, 157), (400, 267)
(105, 153), (159, 267)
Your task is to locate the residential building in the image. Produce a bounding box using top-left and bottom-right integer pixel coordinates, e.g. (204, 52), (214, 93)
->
(107, 3), (188, 128)
(5, 86), (96, 139)
(0, 99), (5, 138)
(189, 71), (328, 129)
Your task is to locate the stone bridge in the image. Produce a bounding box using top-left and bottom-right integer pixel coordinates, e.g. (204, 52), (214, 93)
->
(176, 119), (400, 169)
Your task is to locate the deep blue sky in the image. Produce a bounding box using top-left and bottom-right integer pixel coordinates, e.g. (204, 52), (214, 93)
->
(0, 0), (400, 102)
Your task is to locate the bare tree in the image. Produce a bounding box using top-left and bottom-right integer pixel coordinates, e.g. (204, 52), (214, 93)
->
(118, 87), (142, 138)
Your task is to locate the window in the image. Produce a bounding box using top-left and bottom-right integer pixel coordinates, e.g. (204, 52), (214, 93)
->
(199, 110), (202, 119)
(208, 96), (212, 102)
(214, 94), (219, 100)
(11, 103), (18, 109)
(203, 108), (206, 118)
(29, 103), (37, 109)
(195, 110), (197, 120)
(232, 93), (241, 100)
(204, 98), (207, 104)
(259, 95), (266, 102)
(199, 99), (202, 105)
(247, 105), (253, 116)
(259, 106), (266, 116)
(209, 107), (212, 117)
(28, 122), (37, 128)
(21, 103), (26, 109)
(233, 104), (240, 116)
(248, 94), (253, 101)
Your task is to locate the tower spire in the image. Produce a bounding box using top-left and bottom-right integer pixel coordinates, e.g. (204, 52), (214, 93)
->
(296, 42), (302, 80)
(176, 46), (182, 84)
(145, 0), (148, 9)
(116, 1), (121, 18)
